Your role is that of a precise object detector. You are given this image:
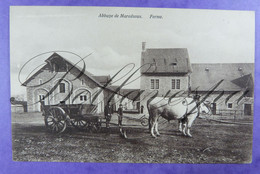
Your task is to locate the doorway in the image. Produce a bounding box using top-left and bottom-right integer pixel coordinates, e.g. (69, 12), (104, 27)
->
(211, 103), (217, 115)
(244, 104), (252, 115)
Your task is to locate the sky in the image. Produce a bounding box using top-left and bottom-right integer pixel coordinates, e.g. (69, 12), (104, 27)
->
(10, 6), (255, 98)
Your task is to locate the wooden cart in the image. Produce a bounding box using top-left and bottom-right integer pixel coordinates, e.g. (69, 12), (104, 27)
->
(41, 103), (103, 133)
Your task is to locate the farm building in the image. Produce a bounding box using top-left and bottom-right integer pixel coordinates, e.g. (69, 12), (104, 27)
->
(190, 63), (254, 117)
(23, 53), (116, 113)
(140, 42), (192, 114)
(140, 42), (254, 117)
(107, 86), (140, 112)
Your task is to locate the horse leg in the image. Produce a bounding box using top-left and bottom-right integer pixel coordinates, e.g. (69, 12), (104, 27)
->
(151, 120), (157, 138)
(182, 121), (187, 136)
(186, 114), (197, 137)
(155, 117), (160, 136)
(150, 114), (158, 138)
(178, 120), (183, 132)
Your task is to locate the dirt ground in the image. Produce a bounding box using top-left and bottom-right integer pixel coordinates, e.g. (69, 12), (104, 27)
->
(12, 112), (253, 163)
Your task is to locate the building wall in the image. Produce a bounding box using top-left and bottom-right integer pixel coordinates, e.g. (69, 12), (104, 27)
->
(193, 91), (254, 117)
(138, 75), (254, 116)
(140, 74), (189, 114)
(11, 105), (24, 113)
(26, 68), (106, 113)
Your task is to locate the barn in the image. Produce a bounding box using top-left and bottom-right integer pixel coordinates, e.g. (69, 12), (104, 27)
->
(23, 53), (113, 113)
(140, 42), (254, 117)
(190, 63), (254, 117)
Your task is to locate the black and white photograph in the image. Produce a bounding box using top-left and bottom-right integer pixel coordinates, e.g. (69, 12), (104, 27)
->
(10, 6), (255, 163)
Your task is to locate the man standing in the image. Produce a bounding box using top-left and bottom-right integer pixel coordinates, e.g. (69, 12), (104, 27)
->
(117, 104), (127, 138)
(118, 104), (123, 128)
(104, 102), (112, 129)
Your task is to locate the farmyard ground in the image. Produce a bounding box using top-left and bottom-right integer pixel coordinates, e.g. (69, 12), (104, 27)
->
(12, 112), (253, 163)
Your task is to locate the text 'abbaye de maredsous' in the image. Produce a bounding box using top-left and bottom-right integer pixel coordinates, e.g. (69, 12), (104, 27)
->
(98, 13), (142, 18)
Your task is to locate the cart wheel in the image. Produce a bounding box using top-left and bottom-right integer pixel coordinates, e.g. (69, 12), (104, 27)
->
(44, 107), (67, 133)
(71, 118), (88, 130)
(140, 116), (149, 126)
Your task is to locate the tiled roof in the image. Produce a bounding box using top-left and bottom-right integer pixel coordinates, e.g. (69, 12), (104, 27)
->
(119, 88), (141, 101)
(107, 86), (140, 101)
(141, 48), (192, 74)
(190, 63), (254, 91)
(91, 75), (111, 85)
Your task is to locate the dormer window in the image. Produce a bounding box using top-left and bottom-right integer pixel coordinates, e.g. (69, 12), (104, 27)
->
(238, 67), (243, 71)
(205, 68), (209, 71)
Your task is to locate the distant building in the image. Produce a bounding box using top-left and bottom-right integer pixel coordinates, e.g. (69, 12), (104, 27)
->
(140, 42), (254, 116)
(107, 86), (140, 111)
(10, 97), (27, 113)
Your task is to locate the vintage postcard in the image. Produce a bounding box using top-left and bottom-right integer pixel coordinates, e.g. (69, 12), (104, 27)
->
(10, 6), (255, 163)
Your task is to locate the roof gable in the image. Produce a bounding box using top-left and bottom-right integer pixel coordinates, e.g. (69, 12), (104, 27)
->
(22, 53), (103, 87)
(231, 74), (253, 88)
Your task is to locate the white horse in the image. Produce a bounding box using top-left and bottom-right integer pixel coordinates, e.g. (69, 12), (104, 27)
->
(147, 97), (211, 138)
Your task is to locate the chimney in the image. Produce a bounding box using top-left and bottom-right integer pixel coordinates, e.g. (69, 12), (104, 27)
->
(142, 42), (146, 52)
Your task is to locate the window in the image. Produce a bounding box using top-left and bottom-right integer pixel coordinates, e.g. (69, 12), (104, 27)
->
(39, 95), (45, 101)
(172, 79), (175, 89)
(172, 79), (181, 89)
(80, 95), (87, 101)
(155, 79), (159, 89)
(176, 79), (180, 89)
(151, 79), (155, 89)
(227, 103), (233, 109)
(81, 79), (84, 85)
(151, 79), (159, 89)
(59, 83), (65, 93)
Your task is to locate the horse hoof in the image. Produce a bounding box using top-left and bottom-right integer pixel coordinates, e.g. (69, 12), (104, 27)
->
(187, 134), (193, 138)
(151, 135), (157, 138)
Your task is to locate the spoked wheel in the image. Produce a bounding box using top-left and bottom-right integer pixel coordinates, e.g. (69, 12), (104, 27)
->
(44, 107), (67, 134)
(71, 118), (88, 130)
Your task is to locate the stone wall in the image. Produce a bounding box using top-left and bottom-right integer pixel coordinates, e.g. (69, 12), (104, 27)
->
(140, 74), (189, 114)
(25, 68), (107, 113)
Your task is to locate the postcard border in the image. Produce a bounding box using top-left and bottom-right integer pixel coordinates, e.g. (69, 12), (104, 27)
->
(1, 0), (260, 173)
